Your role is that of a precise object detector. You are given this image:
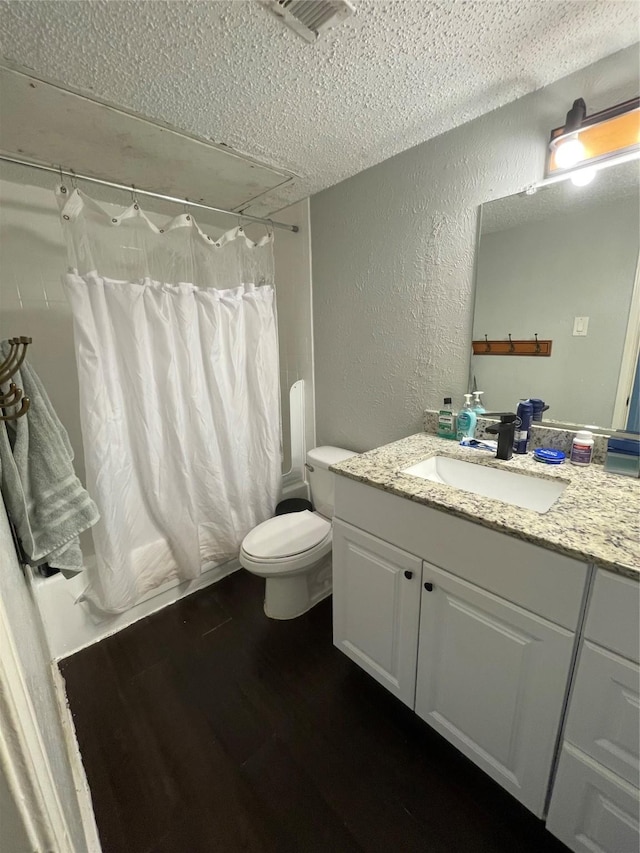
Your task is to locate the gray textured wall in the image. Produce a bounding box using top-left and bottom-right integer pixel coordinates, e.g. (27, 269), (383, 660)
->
(311, 45), (639, 452)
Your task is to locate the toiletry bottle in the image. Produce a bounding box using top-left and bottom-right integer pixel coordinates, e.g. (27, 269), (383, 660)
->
(530, 398), (549, 422)
(438, 397), (457, 440)
(456, 394), (477, 440)
(472, 391), (485, 414)
(514, 398), (533, 454)
(570, 430), (594, 466)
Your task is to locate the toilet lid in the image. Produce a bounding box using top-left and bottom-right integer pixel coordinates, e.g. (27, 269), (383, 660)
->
(242, 511), (331, 559)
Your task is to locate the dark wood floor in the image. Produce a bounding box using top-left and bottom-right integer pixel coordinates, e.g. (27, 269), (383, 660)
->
(60, 570), (569, 853)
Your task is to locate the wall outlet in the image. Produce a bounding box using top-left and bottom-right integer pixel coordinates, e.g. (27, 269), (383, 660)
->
(573, 316), (589, 336)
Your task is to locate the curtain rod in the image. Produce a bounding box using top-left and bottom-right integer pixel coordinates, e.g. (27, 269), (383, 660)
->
(0, 153), (299, 233)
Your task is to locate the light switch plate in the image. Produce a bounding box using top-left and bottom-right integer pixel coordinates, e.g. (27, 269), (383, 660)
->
(573, 316), (589, 336)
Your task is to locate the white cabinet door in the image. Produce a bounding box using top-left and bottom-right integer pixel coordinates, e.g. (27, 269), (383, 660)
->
(332, 520), (422, 707)
(547, 743), (640, 853)
(415, 562), (575, 816)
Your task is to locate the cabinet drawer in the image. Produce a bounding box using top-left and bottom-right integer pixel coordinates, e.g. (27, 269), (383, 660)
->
(585, 570), (640, 663)
(335, 475), (587, 629)
(565, 640), (640, 788)
(547, 743), (639, 853)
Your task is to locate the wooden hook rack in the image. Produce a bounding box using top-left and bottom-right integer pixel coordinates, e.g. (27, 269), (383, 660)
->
(472, 333), (552, 357)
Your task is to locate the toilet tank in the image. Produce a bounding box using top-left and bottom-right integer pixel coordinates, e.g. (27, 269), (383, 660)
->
(306, 446), (357, 518)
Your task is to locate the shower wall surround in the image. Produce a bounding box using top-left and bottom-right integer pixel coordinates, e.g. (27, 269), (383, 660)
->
(310, 45), (639, 452)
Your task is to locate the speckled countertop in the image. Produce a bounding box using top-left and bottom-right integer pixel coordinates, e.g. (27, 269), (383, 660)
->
(330, 433), (640, 579)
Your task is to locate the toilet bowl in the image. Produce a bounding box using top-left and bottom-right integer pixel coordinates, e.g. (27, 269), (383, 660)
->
(239, 446), (357, 619)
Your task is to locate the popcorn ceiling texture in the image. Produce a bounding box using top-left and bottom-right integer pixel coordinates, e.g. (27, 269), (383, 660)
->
(311, 46), (639, 452)
(0, 1), (638, 215)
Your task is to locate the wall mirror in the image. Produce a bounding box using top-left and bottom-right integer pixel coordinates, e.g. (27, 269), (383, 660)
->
(471, 158), (639, 431)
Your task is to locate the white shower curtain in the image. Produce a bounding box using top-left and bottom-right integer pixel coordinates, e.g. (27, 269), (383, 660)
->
(57, 188), (281, 614)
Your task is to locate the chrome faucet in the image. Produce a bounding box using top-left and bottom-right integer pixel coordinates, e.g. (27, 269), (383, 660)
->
(485, 413), (518, 461)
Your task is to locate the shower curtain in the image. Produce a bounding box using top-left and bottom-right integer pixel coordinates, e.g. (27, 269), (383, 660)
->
(57, 188), (281, 614)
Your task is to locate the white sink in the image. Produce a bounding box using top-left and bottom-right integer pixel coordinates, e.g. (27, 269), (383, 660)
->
(401, 456), (568, 514)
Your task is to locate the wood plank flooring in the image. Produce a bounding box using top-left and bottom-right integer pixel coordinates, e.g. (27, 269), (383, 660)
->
(60, 570), (569, 853)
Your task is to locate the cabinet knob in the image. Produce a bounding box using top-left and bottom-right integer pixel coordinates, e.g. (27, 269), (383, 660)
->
(404, 570), (413, 580)
(424, 582), (434, 592)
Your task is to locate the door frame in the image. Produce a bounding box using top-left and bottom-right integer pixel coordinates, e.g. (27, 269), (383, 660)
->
(613, 250), (640, 430)
(0, 594), (75, 852)
(0, 576), (102, 852)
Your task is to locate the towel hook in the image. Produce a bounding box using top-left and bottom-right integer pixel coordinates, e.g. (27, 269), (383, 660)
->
(484, 334), (491, 353)
(0, 337), (32, 385)
(0, 396), (30, 421)
(508, 333), (515, 352)
(534, 332), (541, 353)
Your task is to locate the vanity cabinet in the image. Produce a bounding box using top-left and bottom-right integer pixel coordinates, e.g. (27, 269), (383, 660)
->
(332, 520), (421, 706)
(546, 570), (640, 853)
(333, 475), (589, 818)
(415, 562), (575, 816)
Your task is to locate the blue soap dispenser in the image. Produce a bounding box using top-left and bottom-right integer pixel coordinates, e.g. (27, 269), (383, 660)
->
(457, 394), (477, 440)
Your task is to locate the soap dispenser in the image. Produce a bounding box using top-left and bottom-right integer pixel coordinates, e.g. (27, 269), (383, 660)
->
(457, 394), (477, 440)
(472, 391), (486, 414)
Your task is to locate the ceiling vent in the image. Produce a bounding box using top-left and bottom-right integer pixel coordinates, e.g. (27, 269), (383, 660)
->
(262, 0), (354, 43)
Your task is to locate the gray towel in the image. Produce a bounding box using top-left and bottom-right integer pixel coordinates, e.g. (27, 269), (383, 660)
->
(0, 342), (99, 577)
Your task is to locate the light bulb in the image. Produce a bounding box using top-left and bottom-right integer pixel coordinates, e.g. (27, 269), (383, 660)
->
(570, 167), (596, 187)
(554, 137), (585, 169)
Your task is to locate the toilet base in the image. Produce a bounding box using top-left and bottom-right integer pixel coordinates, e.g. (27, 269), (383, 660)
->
(263, 553), (332, 620)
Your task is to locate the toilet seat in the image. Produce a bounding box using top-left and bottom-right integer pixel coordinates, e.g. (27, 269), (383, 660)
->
(240, 511), (332, 576)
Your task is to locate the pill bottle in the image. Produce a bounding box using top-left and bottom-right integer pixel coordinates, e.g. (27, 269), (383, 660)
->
(570, 430), (594, 466)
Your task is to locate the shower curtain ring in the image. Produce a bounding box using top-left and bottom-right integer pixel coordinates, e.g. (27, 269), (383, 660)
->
(183, 199), (191, 221)
(58, 164), (68, 195)
(131, 185), (139, 209)
(69, 170), (78, 190)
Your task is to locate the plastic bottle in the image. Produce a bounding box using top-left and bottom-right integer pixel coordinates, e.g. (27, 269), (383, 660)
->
(456, 394), (477, 440)
(530, 398), (549, 422)
(437, 397), (457, 440)
(472, 391), (486, 414)
(570, 430), (594, 466)
(513, 399), (533, 454)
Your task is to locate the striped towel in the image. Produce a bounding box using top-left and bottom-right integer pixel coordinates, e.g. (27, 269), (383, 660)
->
(0, 343), (99, 576)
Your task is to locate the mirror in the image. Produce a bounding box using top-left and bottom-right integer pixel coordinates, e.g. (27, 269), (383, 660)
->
(471, 159), (639, 431)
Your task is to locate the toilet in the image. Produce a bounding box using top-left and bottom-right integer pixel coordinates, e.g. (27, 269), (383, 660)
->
(239, 446), (357, 619)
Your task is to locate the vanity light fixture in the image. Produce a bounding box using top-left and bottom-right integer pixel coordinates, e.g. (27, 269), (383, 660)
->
(547, 96), (640, 184)
(551, 98), (587, 169)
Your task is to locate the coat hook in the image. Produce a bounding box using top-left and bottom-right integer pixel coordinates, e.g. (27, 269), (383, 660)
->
(484, 334), (491, 353)
(0, 396), (30, 421)
(508, 333), (514, 352)
(534, 332), (541, 353)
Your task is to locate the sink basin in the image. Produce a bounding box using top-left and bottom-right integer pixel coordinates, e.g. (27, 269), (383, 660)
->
(401, 456), (568, 513)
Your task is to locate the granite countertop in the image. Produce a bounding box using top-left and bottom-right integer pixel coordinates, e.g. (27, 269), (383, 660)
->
(330, 433), (640, 579)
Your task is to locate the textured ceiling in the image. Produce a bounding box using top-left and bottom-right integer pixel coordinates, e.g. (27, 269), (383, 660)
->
(0, 0), (638, 215)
